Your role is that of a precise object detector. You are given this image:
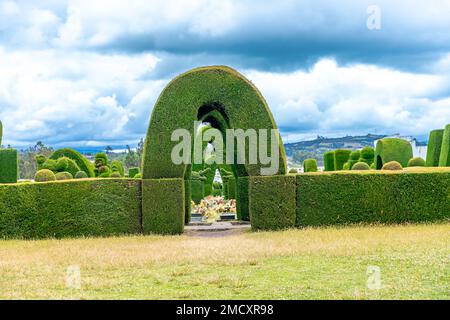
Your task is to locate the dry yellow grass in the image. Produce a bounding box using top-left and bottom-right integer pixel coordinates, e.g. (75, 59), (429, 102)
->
(0, 222), (449, 299)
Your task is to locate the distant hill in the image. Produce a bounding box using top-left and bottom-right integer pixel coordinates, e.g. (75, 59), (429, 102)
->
(284, 134), (387, 166)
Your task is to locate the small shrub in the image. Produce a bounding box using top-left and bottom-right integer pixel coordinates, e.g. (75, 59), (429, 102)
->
(34, 169), (56, 182)
(408, 157), (426, 167)
(74, 171), (88, 179)
(352, 162), (370, 170)
(134, 173), (142, 179)
(382, 161), (403, 171)
(289, 168), (298, 174)
(111, 160), (125, 177)
(128, 167), (140, 178)
(359, 146), (375, 165)
(334, 149), (352, 171)
(323, 151), (335, 171)
(55, 172), (73, 180)
(303, 159), (318, 173)
(349, 150), (360, 160)
(342, 162), (350, 170)
(110, 172), (122, 178)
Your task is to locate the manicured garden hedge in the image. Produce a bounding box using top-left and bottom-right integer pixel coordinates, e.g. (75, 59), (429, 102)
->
(0, 179), (141, 238)
(249, 175), (296, 230)
(334, 149), (351, 171)
(296, 169), (450, 226)
(375, 138), (413, 169)
(236, 177), (249, 221)
(0, 148), (18, 183)
(228, 177), (237, 199)
(426, 129), (444, 167)
(439, 124), (450, 166)
(142, 178), (185, 234)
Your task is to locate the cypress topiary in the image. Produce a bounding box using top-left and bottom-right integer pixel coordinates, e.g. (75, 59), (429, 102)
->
(303, 159), (318, 172)
(352, 162), (370, 170)
(375, 138), (413, 169)
(0, 148), (18, 183)
(50, 148), (95, 177)
(34, 169), (56, 182)
(407, 157), (425, 167)
(381, 161), (403, 171)
(74, 171), (88, 179)
(128, 167), (140, 178)
(55, 172), (73, 180)
(94, 153), (111, 178)
(438, 124), (450, 167)
(111, 160), (125, 177)
(425, 129), (444, 167)
(359, 146), (375, 165)
(334, 149), (352, 171)
(323, 151), (335, 171)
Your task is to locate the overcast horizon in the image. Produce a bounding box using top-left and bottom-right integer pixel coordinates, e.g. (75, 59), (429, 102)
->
(1, 0), (450, 148)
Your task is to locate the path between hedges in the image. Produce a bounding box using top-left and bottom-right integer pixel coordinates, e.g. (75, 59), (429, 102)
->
(184, 222), (251, 237)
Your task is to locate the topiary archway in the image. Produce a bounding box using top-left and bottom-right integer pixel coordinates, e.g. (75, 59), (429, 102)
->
(141, 66), (287, 234)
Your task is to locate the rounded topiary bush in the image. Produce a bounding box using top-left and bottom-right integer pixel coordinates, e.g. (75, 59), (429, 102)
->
(407, 157), (426, 167)
(323, 151), (335, 171)
(110, 171), (121, 178)
(55, 171), (73, 180)
(352, 162), (370, 170)
(50, 148), (95, 177)
(289, 168), (298, 174)
(128, 167), (140, 178)
(342, 162), (350, 170)
(381, 161), (403, 171)
(359, 146), (375, 165)
(134, 173), (142, 179)
(34, 169), (56, 182)
(74, 171), (88, 179)
(303, 158), (318, 173)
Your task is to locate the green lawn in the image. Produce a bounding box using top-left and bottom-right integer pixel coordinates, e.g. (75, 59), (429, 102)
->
(0, 222), (448, 299)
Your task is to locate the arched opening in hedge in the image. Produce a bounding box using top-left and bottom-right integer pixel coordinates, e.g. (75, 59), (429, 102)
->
(141, 66), (287, 234)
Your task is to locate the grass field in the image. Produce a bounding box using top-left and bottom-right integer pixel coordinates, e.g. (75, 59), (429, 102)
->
(0, 222), (448, 299)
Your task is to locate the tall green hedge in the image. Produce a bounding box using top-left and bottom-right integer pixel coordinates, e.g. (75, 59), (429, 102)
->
(142, 178), (184, 235)
(190, 179), (204, 203)
(0, 179), (141, 238)
(50, 148), (95, 177)
(323, 151), (335, 171)
(249, 175), (296, 230)
(426, 129), (444, 167)
(0, 149), (18, 184)
(375, 138), (413, 169)
(228, 177), (237, 199)
(334, 149), (351, 171)
(296, 171), (450, 226)
(438, 124), (450, 167)
(236, 177), (249, 221)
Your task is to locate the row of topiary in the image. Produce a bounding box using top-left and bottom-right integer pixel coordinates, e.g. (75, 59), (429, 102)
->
(34, 149), (141, 182)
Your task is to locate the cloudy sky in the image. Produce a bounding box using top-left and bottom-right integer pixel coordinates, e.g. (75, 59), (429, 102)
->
(1, 0), (450, 147)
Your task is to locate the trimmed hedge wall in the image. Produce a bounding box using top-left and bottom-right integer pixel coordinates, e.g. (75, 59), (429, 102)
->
(426, 129), (444, 167)
(0, 179), (141, 238)
(375, 138), (413, 169)
(50, 148), (95, 177)
(249, 175), (296, 230)
(228, 177), (237, 199)
(323, 151), (335, 171)
(142, 178), (184, 235)
(0, 148), (18, 183)
(439, 124), (450, 166)
(296, 170), (450, 227)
